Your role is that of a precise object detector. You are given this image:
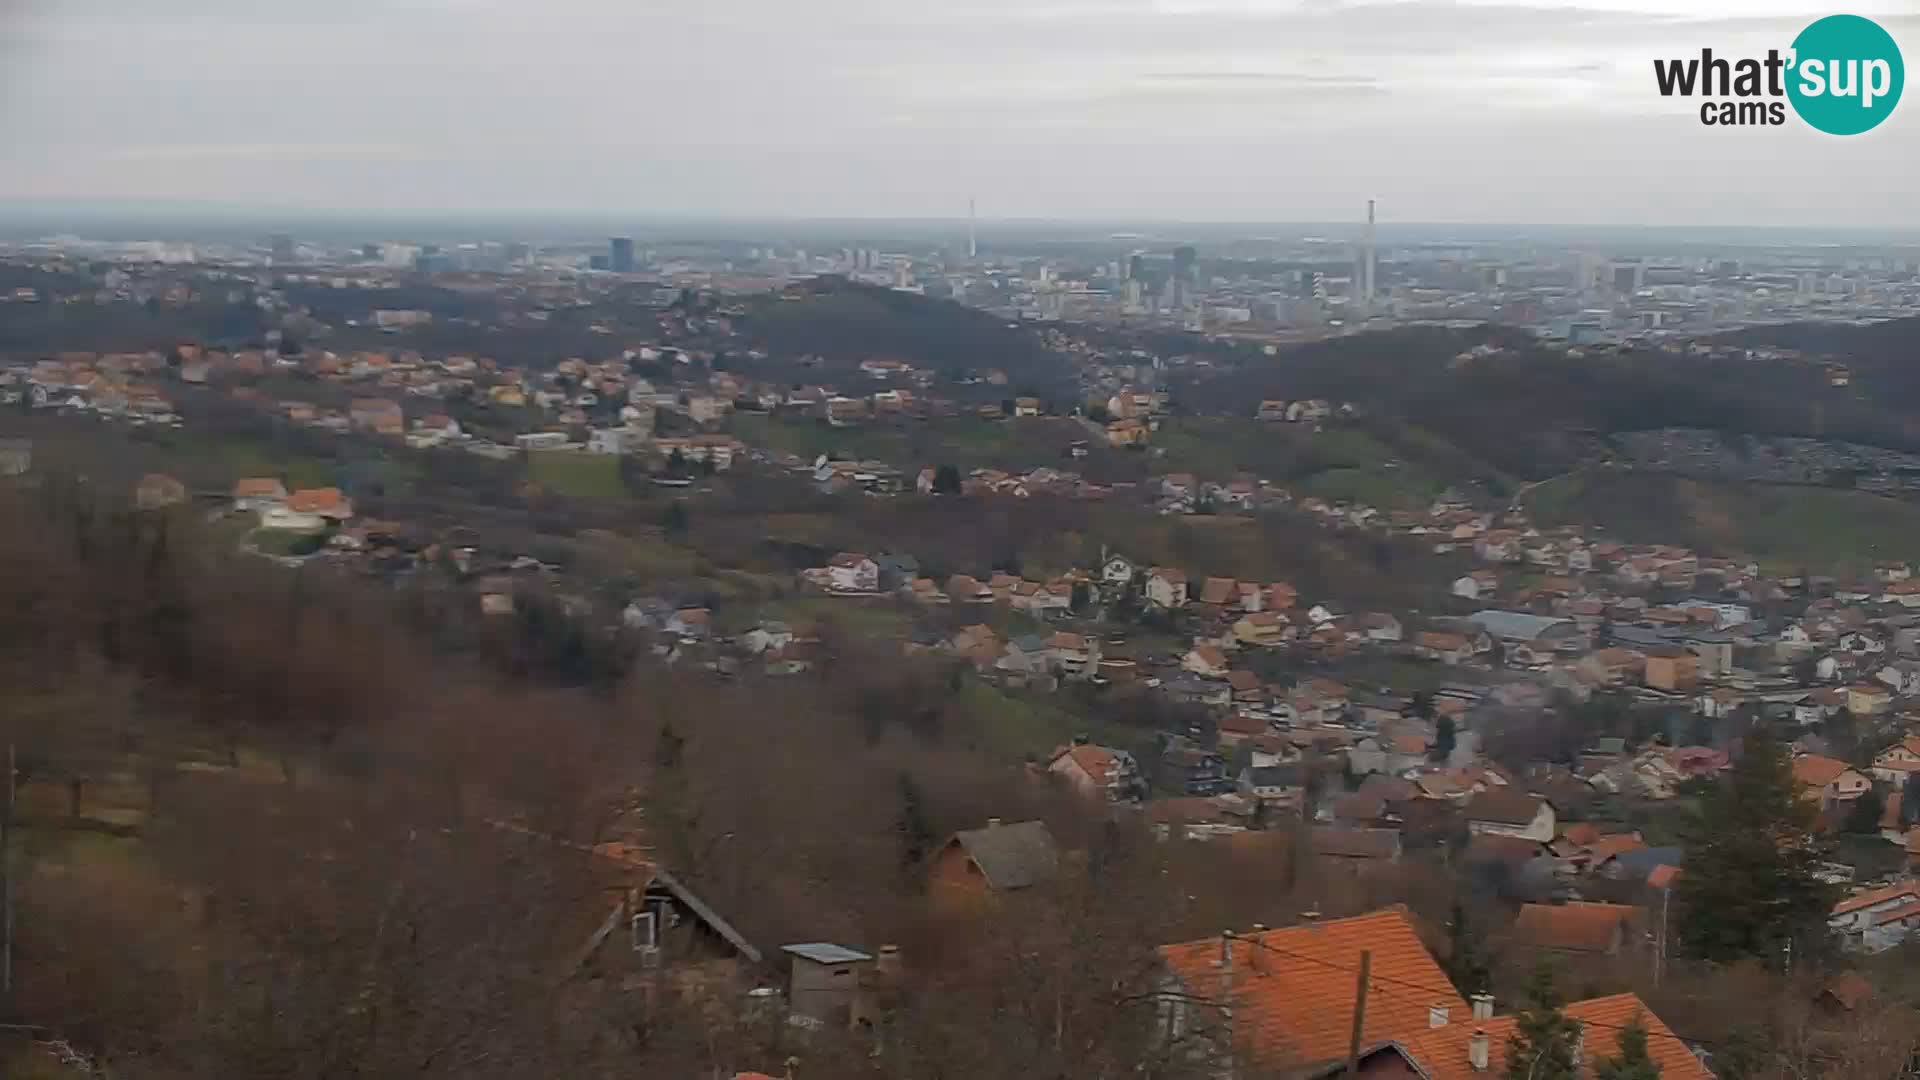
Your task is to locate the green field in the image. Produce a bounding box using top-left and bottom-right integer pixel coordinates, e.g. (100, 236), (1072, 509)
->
(1527, 470), (1920, 574)
(527, 450), (625, 498)
(1150, 419), (1449, 509)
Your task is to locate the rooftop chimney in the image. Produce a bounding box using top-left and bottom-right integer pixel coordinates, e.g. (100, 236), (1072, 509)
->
(1429, 1004), (1450, 1029)
(1250, 923), (1267, 934)
(876, 944), (901, 980)
(1472, 993), (1494, 1021)
(1219, 929), (1235, 971)
(987, 817), (1002, 828)
(1469, 1029), (1490, 1071)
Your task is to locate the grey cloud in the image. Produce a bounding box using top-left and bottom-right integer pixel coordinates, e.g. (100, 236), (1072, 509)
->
(0, 0), (1914, 225)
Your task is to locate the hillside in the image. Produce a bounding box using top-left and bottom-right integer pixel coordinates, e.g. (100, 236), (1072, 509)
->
(740, 278), (1075, 395)
(1181, 320), (1920, 482)
(1524, 469), (1920, 574)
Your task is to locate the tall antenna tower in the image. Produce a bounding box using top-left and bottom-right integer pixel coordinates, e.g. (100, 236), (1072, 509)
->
(1363, 198), (1377, 309)
(968, 197), (978, 260)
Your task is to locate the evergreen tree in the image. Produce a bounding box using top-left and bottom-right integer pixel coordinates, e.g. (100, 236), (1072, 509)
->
(1593, 1012), (1662, 1080)
(1070, 581), (1092, 612)
(932, 463), (962, 495)
(1442, 900), (1491, 996)
(895, 772), (935, 879)
(1505, 963), (1582, 1080)
(1675, 728), (1837, 964)
(1432, 715), (1458, 762)
(663, 500), (689, 538)
(1843, 785), (1886, 835)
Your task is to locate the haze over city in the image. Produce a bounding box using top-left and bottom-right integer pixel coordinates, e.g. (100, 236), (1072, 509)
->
(2, 0), (1916, 226)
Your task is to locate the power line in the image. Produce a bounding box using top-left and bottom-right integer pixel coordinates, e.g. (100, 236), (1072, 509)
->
(1189, 929), (1861, 1066)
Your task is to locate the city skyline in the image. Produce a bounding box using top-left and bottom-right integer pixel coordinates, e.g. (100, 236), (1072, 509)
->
(0, 0), (1914, 227)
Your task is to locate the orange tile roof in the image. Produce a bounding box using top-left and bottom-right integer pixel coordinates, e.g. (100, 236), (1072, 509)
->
(1645, 864), (1683, 890)
(232, 477), (285, 498)
(1869, 898), (1920, 927)
(1832, 878), (1920, 916)
(1401, 993), (1711, 1080)
(285, 487), (348, 514)
(1792, 753), (1855, 789)
(1160, 908), (1463, 1068)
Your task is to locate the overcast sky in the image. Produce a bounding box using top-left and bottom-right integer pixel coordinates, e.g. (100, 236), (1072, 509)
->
(0, 0), (1914, 226)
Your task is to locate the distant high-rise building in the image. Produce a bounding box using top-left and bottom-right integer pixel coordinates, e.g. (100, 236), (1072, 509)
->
(967, 198), (977, 260)
(610, 236), (635, 274)
(1612, 263), (1642, 294)
(360, 243), (380, 262)
(1171, 245), (1197, 310)
(589, 254), (611, 272)
(1127, 253), (1145, 282)
(507, 242), (532, 264)
(1172, 245), (1197, 280)
(270, 233), (296, 264)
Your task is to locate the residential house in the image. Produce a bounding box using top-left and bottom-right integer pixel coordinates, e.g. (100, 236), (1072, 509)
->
(1359, 613), (1403, 643)
(1465, 791), (1556, 842)
(1830, 880), (1920, 952)
(929, 819), (1060, 909)
(1239, 762), (1306, 809)
(231, 477), (287, 513)
(1048, 632), (1100, 680)
(1870, 735), (1920, 787)
(284, 487), (354, 522)
(1793, 754), (1872, 810)
(1146, 567), (1189, 609)
(1048, 743), (1145, 803)
(1232, 611), (1289, 648)
(1451, 570), (1499, 601)
(1848, 683), (1894, 716)
(1309, 826), (1403, 867)
(349, 397), (405, 434)
(1877, 660), (1920, 696)
(664, 608), (711, 639)
(1643, 648), (1700, 692)
(1511, 902), (1643, 957)
(996, 635), (1054, 679)
(1413, 631), (1475, 665)
(1156, 909), (1712, 1080)
(946, 574), (994, 605)
(568, 851), (763, 986)
(1197, 576), (1238, 608)
(1183, 645), (1231, 679)
(826, 552), (880, 593)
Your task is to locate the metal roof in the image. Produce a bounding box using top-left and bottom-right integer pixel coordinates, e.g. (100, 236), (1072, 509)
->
(1468, 610), (1578, 641)
(781, 942), (873, 965)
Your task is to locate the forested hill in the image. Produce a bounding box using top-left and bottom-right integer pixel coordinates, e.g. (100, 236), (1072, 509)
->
(1178, 320), (1920, 482)
(1721, 315), (1920, 408)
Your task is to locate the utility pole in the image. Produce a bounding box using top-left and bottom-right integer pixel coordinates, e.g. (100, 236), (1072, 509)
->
(3, 743), (14, 998)
(1346, 950), (1373, 1077)
(1655, 884), (1670, 987)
